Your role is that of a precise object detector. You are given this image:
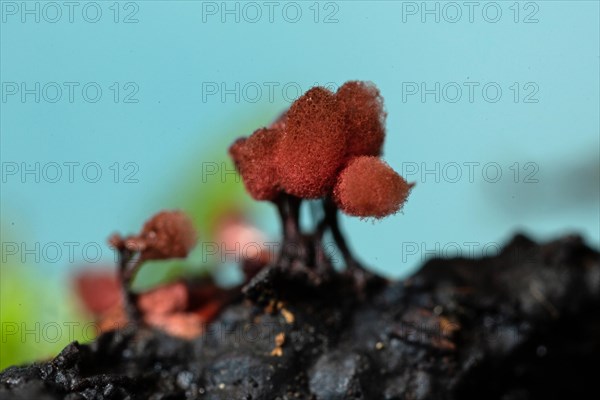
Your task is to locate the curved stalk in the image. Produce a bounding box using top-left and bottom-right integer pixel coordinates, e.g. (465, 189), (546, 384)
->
(322, 197), (364, 271)
(117, 249), (142, 325)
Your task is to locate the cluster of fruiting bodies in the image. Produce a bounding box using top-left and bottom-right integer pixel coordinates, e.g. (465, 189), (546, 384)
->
(106, 81), (413, 334)
(230, 81), (413, 282)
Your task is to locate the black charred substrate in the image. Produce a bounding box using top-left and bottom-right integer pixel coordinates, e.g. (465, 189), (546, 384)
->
(2, 234), (599, 400)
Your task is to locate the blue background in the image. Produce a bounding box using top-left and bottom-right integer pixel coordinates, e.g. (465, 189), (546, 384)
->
(1, 0), (599, 325)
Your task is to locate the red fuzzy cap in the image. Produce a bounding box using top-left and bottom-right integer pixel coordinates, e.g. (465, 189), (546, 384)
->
(277, 87), (346, 198)
(269, 110), (287, 131)
(230, 82), (392, 203)
(228, 137), (247, 171)
(110, 210), (197, 260)
(334, 156), (414, 219)
(229, 127), (281, 201)
(336, 81), (386, 158)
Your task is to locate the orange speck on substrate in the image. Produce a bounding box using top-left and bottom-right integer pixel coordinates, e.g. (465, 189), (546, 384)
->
(277, 86), (346, 198)
(281, 308), (295, 324)
(270, 347), (283, 357)
(275, 332), (285, 346)
(270, 332), (286, 357)
(264, 299), (277, 315)
(334, 156), (414, 219)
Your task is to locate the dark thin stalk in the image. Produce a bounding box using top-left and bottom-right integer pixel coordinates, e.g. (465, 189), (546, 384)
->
(275, 199), (289, 242)
(117, 249), (142, 325)
(275, 194), (302, 241)
(313, 215), (331, 274)
(275, 194), (304, 261)
(286, 195), (302, 241)
(323, 197), (364, 271)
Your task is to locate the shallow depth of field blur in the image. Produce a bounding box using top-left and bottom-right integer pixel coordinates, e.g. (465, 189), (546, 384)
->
(1, 2), (598, 369)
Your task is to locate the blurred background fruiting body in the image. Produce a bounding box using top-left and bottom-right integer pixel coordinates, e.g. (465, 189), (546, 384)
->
(1, 2), (598, 369)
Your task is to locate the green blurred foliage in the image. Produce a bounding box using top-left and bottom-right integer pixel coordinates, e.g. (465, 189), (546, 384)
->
(0, 262), (87, 370)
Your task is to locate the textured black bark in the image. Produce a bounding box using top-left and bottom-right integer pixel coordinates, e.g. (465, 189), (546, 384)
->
(1, 234), (599, 400)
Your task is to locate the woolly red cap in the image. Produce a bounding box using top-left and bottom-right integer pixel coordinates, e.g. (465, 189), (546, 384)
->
(277, 87), (346, 198)
(229, 128), (281, 201)
(336, 81), (386, 158)
(269, 110), (287, 131)
(334, 156), (413, 218)
(228, 137), (247, 171)
(131, 210), (198, 260)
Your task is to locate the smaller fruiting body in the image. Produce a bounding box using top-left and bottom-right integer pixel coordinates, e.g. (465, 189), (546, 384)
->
(133, 210), (197, 260)
(109, 210), (197, 324)
(334, 156), (414, 218)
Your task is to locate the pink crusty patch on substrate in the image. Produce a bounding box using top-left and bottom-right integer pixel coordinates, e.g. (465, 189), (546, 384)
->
(334, 156), (414, 218)
(336, 81), (386, 159)
(277, 87), (347, 198)
(74, 271), (231, 340)
(229, 127), (281, 201)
